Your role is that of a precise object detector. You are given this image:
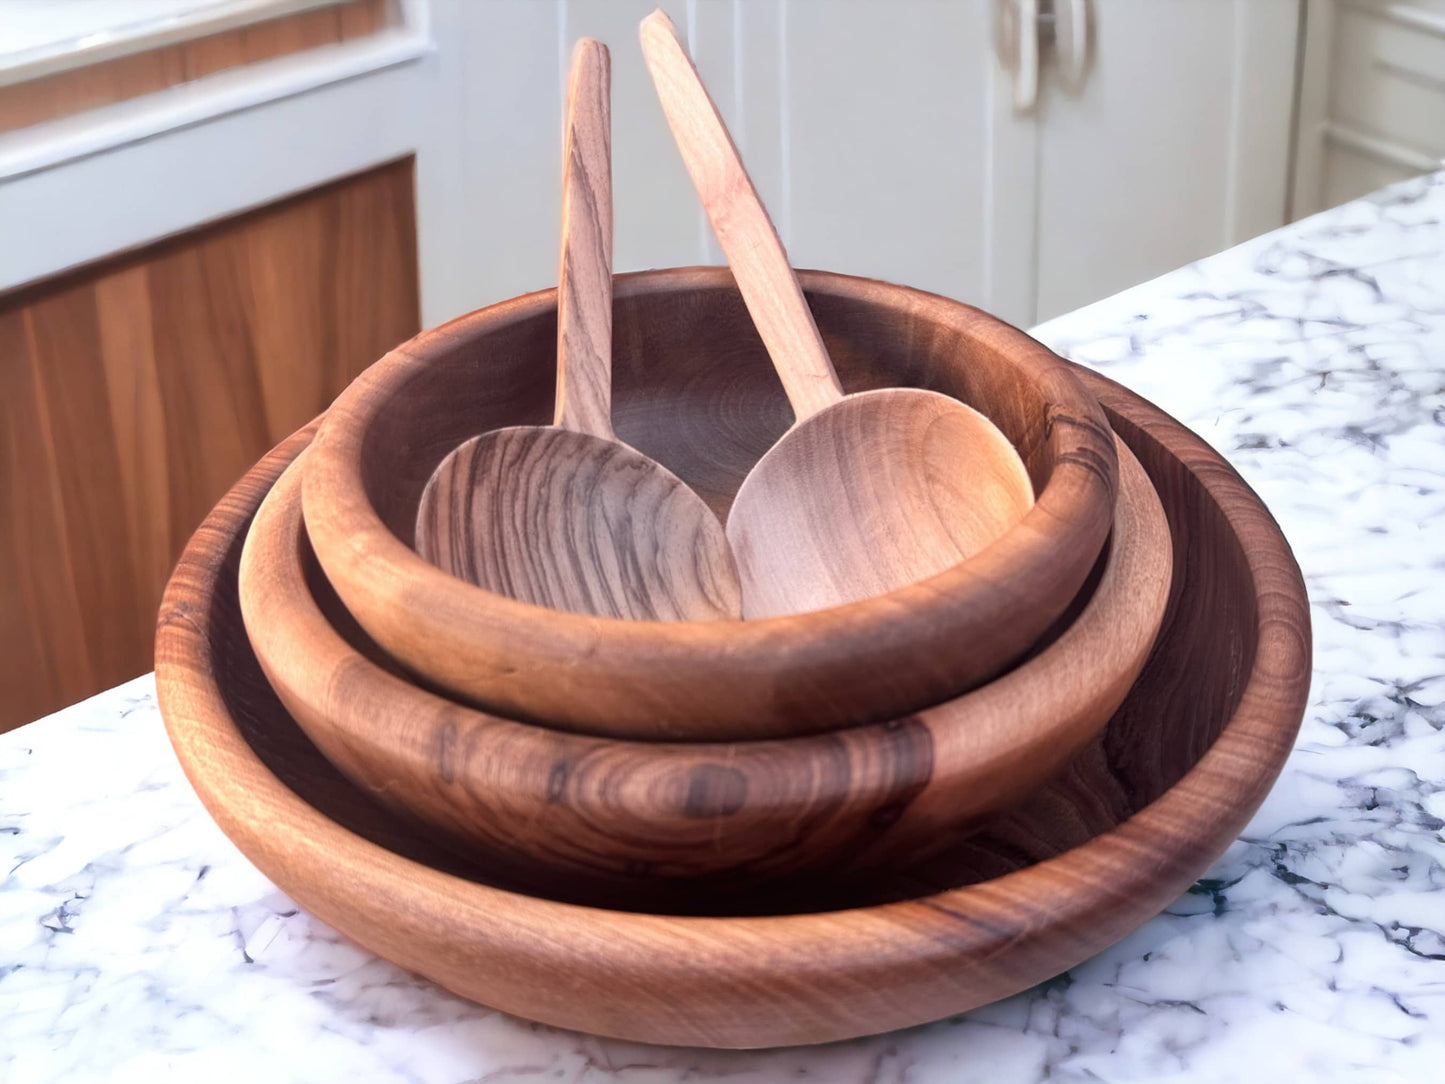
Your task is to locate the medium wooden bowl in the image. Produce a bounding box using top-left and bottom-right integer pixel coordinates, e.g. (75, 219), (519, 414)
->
(238, 432), (1168, 892)
(303, 268), (1119, 740)
(156, 365), (1310, 1048)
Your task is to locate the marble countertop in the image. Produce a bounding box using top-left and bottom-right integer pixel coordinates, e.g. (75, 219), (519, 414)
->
(4, 173), (1443, 1083)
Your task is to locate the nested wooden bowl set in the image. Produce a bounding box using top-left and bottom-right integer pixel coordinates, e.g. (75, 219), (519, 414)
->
(155, 20), (1310, 1051)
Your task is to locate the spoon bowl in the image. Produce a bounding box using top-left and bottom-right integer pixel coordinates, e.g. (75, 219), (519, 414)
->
(641, 10), (1039, 617)
(417, 426), (739, 620)
(414, 38), (740, 622)
(728, 386), (1035, 615)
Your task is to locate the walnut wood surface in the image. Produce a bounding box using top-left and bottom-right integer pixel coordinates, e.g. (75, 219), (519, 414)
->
(412, 42), (738, 623)
(0, 160), (417, 733)
(413, 427), (740, 621)
(641, 11), (1035, 617)
(304, 268), (1118, 739)
(239, 434), (1166, 892)
(157, 356), (1310, 1048)
(553, 39), (617, 441)
(729, 388), (1036, 616)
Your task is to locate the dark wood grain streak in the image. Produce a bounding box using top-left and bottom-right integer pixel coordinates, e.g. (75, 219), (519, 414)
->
(727, 388), (1038, 616)
(156, 349), (1310, 1048)
(0, 159), (418, 732)
(304, 267), (1119, 740)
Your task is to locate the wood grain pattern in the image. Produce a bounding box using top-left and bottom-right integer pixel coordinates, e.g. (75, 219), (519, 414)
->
(304, 268), (1117, 739)
(728, 388), (1036, 616)
(240, 431), (1166, 896)
(0, 159), (418, 733)
(413, 427), (740, 621)
(553, 39), (616, 441)
(0, 0), (398, 134)
(155, 352), (1310, 1048)
(412, 41), (739, 624)
(639, 10), (1038, 619)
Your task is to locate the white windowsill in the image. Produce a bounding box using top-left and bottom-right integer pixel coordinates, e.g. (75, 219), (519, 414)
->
(0, 0), (431, 181)
(0, 0), (356, 86)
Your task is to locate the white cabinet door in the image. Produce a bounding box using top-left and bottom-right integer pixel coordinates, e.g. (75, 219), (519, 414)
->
(748, 0), (1039, 325)
(1292, 0), (1445, 218)
(430, 0), (1298, 331)
(1031, 0), (1300, 322)
(428, 0), (1041, 328)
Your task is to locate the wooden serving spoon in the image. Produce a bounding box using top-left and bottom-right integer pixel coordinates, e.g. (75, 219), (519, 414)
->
(415, 39), (741, 622)
(640, 11), (1035, 617)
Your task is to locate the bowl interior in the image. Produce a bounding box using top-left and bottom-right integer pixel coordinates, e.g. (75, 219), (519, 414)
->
(361, 271), (1062, 545)
(215, 378), (1256, 916)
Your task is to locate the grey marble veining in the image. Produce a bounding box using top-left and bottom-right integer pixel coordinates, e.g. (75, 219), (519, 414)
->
(3, 174), (1443, 1083)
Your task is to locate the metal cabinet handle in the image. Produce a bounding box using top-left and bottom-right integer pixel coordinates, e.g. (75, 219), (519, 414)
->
(994, 0), (1091, 113)
(1051, 0), (1089, 92)
(994, 0), (1040, 113)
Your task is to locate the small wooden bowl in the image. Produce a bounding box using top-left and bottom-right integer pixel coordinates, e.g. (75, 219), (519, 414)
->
(303, 268), (1119, 740)
(238, 434), (1168, 891)
(156, 364), (1311, 1048)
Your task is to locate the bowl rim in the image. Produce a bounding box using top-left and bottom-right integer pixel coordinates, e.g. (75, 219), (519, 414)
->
(238, 430), (1170, 884)
(301, 267), (1120, 740)
(157, 357), (1310, 1049)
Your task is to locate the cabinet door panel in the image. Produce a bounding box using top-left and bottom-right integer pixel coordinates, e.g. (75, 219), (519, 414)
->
(24, 286), (148, 690)
(0, 159), (419, 732)
(95, 268), (174, 616)
(1332, 5), (1445, 159)
(776, 0), (1004, 311)
(440, 1), (1039, 327)
(1034, 0), (1299, 322)
(0, 309), (97, 725)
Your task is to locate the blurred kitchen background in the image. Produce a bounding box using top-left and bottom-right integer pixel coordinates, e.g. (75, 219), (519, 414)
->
(2, 0), (1442, 732)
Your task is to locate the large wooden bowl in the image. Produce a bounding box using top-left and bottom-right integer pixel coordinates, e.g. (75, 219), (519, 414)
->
(156, 365), (1310, 1048)
(303, 269), (1118, 740)
(238, 432), (1168, 895)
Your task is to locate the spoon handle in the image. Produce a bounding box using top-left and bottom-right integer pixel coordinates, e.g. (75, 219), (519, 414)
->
(554, 39), (615, 439)
(640, 10), (843, 423)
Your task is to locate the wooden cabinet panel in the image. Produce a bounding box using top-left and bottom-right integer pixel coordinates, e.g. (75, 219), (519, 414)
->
(0, 308), (97, 725)
(0, 158), (418, 732)
(25, 286), (149, 697)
